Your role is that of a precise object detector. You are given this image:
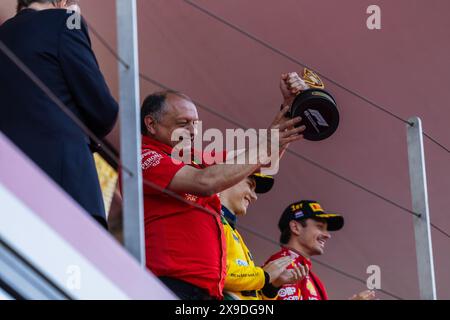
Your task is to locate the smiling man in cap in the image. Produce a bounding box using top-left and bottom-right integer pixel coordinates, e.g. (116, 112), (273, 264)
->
(265, 200), (375, 300)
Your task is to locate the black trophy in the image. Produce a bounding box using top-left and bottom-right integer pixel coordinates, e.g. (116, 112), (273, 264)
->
(290, 68), (340, 141)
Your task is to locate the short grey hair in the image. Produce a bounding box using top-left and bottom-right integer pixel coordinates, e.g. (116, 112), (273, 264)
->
(140, 90), (192, 135)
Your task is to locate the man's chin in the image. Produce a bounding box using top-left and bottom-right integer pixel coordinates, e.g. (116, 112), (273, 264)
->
(235, 207), (248, 217)
(313, 246), (325, 255)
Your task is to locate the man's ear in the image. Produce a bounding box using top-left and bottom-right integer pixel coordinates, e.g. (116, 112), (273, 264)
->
(144, 116), (157, 135)
(289, 220), (301, 237)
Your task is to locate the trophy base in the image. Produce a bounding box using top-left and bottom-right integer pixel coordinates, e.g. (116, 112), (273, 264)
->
(291, 89), (340, 141)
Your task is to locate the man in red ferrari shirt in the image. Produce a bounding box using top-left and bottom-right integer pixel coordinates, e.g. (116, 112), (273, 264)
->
(139, 74), (307, 300)
(266, 200), (376, 300)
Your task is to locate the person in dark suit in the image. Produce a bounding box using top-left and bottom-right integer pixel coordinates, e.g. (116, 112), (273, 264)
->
(0, 0), (119, 228)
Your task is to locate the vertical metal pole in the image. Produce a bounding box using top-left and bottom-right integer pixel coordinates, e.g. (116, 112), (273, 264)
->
(116, 0), (145, 266)
(407, 117), (436, 300)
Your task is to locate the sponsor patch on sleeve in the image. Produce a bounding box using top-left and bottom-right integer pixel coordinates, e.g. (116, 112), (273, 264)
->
(141, 150), (163, 170)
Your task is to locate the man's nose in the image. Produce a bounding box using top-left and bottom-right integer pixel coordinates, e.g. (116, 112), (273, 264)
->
(250, 191), (258, 202)
(188, 123), (197, 136)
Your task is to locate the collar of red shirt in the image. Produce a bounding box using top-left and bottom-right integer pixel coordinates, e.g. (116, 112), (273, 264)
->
(142, 135), (174, 155)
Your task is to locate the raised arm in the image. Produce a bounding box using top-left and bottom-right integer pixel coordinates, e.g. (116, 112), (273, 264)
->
(168, 107), (304, 197)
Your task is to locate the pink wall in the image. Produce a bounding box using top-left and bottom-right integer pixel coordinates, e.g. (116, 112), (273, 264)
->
(2, 0), (449, 299)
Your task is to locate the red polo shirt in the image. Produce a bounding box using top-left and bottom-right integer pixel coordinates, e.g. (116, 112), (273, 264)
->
(140, 135), (226, 299)
(265, 247), (328, 300)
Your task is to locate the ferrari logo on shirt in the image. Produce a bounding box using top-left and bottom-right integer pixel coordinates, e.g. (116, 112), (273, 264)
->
(184, 194), (198, 202)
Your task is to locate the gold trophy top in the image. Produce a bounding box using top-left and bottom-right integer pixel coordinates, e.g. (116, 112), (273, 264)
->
(302, 68), (325, 89)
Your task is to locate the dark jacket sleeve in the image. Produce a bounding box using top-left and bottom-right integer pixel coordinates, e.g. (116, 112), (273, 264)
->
(58, 16), (119, 139)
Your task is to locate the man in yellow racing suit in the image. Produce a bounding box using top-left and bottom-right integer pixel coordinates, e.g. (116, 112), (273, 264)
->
(220, 173), (306, 300)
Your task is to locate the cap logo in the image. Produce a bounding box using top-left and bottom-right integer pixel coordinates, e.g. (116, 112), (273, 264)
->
(291, 203), (303, 212)
(294, 211), (304, 219)
(310, 203), (323, 212)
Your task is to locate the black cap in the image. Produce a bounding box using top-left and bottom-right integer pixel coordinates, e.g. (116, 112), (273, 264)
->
(278, 200), (344, 232)
(251, 173), (274, 194)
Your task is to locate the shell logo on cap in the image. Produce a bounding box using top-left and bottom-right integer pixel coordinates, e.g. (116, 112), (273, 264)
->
(310, 203), (323, 212)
